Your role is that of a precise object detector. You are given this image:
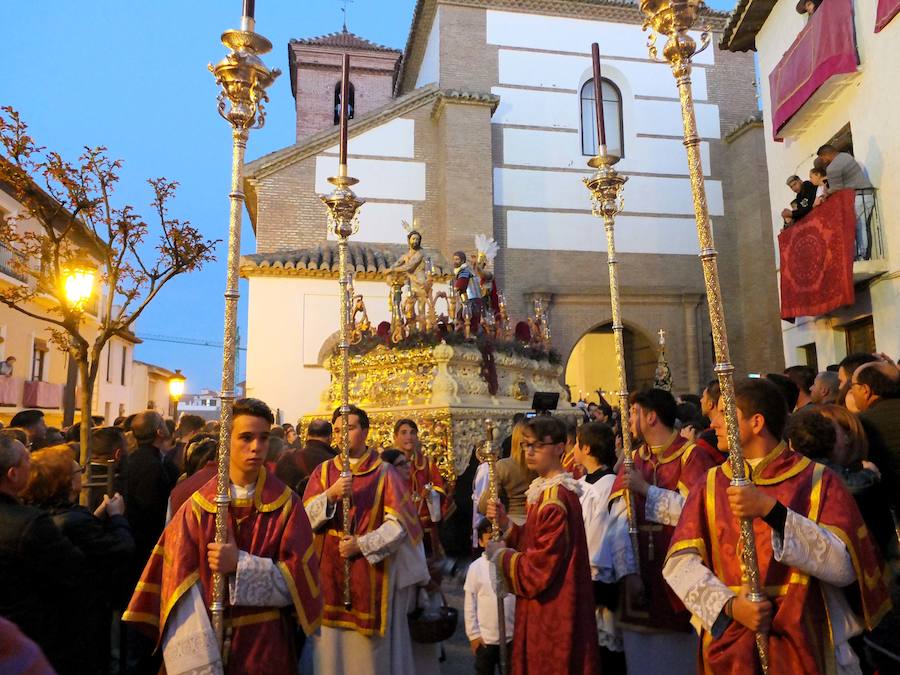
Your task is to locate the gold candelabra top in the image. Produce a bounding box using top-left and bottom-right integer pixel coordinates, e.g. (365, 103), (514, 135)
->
(209, 27), (281, 131)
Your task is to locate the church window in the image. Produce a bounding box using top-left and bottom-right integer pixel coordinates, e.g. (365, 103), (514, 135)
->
(581, 78), (624, 157)
(334, 81), (355, 125)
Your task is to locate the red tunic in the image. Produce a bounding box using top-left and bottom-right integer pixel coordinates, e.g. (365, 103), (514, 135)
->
(302, 449), (422, 636)
(668, 444), (891, 674)
(608, 433), (719, 632)
(407, 448), (454, 558)
(496, 480), (599, 675)
(123, 468), (323, 673)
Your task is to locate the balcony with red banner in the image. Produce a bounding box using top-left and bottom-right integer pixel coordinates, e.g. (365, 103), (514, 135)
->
(778, 188), (886, 320)
(768, 0), (859, 140)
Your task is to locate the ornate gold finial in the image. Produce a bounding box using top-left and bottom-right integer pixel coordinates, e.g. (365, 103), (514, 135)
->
(638, 1), (768, 670)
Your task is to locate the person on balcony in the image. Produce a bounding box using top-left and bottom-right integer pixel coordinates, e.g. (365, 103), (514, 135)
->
(816, 144), (875, 259)
(810, 167), (828, 206)
(781, 174), (817, 225)
(796, 0), (821, 16)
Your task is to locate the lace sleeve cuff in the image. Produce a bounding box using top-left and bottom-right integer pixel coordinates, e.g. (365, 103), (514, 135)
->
(645, 485), (685, 526)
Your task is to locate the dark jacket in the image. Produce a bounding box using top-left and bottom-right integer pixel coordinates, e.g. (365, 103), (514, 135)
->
(0, 492), (85, 671)
(791, 180), (818, 222)
(275, 439), (335, 494)
(860, 397), (900, 511)
(49, 503), (135, 674)
(124, 443), (178, 582)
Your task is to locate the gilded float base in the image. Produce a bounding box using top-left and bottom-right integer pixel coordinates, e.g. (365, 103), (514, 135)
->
(302, 342), (572, 480)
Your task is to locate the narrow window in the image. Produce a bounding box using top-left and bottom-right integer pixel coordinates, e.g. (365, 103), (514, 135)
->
(581, 78), (624, 157)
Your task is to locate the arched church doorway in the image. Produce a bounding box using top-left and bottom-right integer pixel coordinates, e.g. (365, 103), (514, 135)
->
(565, 322), (656, 406)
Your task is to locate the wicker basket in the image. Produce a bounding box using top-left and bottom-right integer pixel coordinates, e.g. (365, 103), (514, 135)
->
(407, 591), (458, 644)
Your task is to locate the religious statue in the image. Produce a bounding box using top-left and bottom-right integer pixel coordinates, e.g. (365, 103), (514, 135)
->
(388, 221), (429, 332)
(654, 328), (673, 391)
(473, 234), (500, 326)
(452, 250), (482, 333)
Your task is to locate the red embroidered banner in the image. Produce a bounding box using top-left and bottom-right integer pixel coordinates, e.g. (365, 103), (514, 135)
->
(768, 0), (858, 140)
(876, 0), (900, 32)
(779, 189), (856, 320)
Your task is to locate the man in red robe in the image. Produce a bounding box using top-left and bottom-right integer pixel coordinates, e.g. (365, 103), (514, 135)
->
(604, 387), (721, 673)
(486, 415), (599, 675)
(124, 398), (323, 674)
(392, 418), (454, 559)
(303, 405), (426, 674)
(664, 378), (891, 674)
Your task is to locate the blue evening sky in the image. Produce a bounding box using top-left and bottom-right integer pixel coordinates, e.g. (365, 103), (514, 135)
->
(3, 0), (735, 393)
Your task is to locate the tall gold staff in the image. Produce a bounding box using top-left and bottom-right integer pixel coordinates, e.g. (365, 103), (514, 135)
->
(319, 53), (365, 610)
(582, 43), (640, 566)
(208, 0), (279, 649)
(638, 1), (769, 670)
(476, 420), (508, 675)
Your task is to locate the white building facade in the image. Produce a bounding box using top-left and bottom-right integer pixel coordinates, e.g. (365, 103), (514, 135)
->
(723, 0), (900, 369)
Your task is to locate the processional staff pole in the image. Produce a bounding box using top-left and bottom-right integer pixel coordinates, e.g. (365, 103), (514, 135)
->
(319, 53), (365, 611)
(478, 420), (509, 675)
(582, 43), (640, 566)
(208, 0), (280, 650)
(638, 1), (769, 670)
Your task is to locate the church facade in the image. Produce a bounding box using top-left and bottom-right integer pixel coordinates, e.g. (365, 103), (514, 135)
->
(241, 0), (784, 423)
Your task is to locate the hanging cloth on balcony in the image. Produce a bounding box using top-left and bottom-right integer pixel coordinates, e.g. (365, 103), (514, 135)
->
(768, 0), (858, 140)
(876, 0), (900, 32)
(778, 189), (856, 321)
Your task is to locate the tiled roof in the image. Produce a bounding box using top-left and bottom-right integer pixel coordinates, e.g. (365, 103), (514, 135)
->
(241, 242), (452, 280)
(720, 0), (778, 52)
(290, 28), (400, 54)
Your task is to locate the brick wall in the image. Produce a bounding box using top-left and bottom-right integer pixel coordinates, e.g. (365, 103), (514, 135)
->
(290, 45), (401, 141)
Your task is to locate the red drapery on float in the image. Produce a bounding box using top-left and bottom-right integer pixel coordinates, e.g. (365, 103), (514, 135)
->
(876, 0), (900, 32)
(768, 0), (858, 140)
(778, 189), (856, 320)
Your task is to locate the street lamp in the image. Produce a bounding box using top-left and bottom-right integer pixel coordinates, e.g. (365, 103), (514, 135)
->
(62, 257), (97, 312)
(168, 369), (186, 420)
(62, 257), (98, 428)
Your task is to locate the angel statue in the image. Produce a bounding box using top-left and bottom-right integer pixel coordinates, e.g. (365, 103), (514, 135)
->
(473, 234), (501, 325)
(388, 219), (428, 332)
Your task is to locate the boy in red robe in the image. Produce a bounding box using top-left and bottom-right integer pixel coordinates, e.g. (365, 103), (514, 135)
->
(303, 405), (425, 674)
(124, 398), (323, 674)
(392, 418), (454, 559)
(486, 415), (599, 675)
(604, 388), (720, 673)
(664, 378), (891, 674)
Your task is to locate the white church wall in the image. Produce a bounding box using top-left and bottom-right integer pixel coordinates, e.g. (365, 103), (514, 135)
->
(505, 211), (701, 255)
(496, 49), (708, 101)
(485, 10), (715, 66)
(324, 118), (416, 158)
(500, 128), (710, 176)
(246, 276), (394, 424)
(415, 7), (441, 88)
(314, 156), (425, 201)
(494, 168), (724, 217)
(324, 202), (413, 244)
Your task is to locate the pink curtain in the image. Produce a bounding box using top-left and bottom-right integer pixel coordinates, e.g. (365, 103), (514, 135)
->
(23, 381), (63, 409)
(876, 0), (900, 32)
(769, 0), (858, 139)
(0, 377), (21, 406)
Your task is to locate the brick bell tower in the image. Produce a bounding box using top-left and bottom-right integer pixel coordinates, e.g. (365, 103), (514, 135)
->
(287, 27), (402, 142)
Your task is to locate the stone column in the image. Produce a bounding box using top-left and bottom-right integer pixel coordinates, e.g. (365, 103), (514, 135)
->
(682, 295), (701, 394)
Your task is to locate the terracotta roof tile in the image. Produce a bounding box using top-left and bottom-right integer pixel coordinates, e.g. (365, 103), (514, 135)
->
(290, 28), (400, 54)
(241, 242), (452, 279)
